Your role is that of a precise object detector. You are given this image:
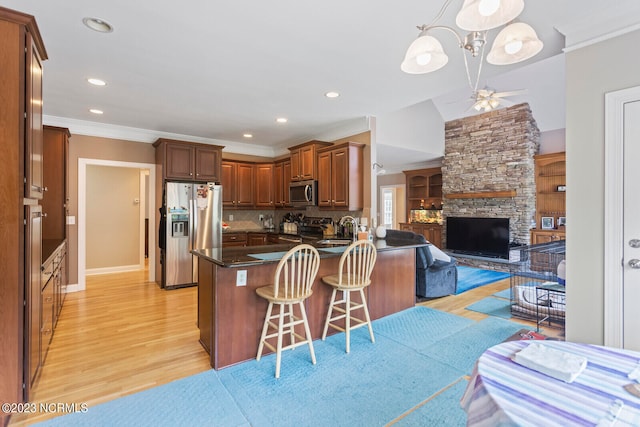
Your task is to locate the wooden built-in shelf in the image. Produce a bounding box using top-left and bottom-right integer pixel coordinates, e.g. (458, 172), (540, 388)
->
(444, 190), (517, 199)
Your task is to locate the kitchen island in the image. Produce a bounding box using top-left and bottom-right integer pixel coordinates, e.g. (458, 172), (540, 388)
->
(192, 236), (425, 369)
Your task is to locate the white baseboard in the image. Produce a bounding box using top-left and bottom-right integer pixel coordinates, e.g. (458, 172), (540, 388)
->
(85, 264), (143, 276)
(65, 283), (81, 293)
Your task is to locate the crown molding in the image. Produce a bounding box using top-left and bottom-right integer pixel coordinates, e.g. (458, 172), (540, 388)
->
(555, 2), (640, 52)
(43, 115), (277, 158)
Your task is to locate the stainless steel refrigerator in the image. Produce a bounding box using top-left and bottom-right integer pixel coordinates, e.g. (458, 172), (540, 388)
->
(162, 182), (222, 289)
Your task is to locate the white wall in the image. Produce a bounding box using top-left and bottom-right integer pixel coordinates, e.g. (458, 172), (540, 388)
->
(565, 28), (640, 344)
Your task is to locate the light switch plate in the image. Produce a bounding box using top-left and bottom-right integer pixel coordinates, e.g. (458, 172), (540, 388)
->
(236, 270), (247, 286)
(66, 215), (76, 225)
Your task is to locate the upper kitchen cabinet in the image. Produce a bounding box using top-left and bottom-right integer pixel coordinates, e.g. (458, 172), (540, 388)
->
(42, 126), (69, 241)
(403, 167), (442, 214)
(221, 160), (254, 209)
(288, 140), (331, 181)
(255, 163), (275, 208)
(273, 158), (291, 208)
(317, 142), (364, 210)
(153, 138), (223, 182)
(0, 6), (47, 410)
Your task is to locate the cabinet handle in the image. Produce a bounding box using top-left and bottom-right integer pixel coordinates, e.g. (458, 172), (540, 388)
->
(42, 212), (48, 218)
(43, 186), (48, 192)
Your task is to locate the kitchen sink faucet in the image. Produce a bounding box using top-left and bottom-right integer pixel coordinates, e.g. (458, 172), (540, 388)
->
(339, 216), (359, 242)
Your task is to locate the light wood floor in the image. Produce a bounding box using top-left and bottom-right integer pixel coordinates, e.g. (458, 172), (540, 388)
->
(9, 269), (563, 426)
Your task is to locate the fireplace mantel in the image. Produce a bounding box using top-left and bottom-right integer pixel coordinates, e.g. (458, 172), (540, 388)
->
(444, 190), (517, 199)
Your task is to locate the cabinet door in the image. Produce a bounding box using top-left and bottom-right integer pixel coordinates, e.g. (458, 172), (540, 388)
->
(220, 162), (236, 207)
(26, 205), (42, 388)
(255, 164), (274, 207)
(166, 144), (194, 179)
(41, 280), (54, 351)
(248, 233), (267, 246)
(290, 149), (301, 181)
(194, 145), (220, 182)
(235, 163), (255, 208)
(331, 148), (349, 207)
(299, 145), (315, 180)
(317, 151), (332, 207)
(282, 160), (291, 206)
(26, 34), (44, 199)
(42, 127), (68, 240)
(274, 161), (288, 207)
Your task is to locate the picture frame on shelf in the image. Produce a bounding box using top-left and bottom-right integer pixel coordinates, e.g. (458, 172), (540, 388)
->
(557, 216), (566, 227)
(541, 216), (555, 229)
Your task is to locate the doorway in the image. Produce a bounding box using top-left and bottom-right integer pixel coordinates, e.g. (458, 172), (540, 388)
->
(604, 85), (640, 350)
(76, 158), (155, 292)
(379, 185), (406, 229)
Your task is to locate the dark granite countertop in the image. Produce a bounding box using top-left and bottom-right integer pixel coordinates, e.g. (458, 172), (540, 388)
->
(192, 236), (427, 267)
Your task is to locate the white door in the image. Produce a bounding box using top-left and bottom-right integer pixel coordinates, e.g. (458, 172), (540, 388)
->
(623, 100), (640, 351)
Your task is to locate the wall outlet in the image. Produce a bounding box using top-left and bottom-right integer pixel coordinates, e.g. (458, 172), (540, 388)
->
(229, 214), (234, 222)
(236, 270), (247, 286)
(259, 214), (264, 222)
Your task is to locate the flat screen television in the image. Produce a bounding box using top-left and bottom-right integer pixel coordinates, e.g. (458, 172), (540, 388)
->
(446, 216), (510, 259)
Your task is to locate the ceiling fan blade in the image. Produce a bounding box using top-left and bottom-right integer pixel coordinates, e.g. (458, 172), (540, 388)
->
(493, 89), (528, 98)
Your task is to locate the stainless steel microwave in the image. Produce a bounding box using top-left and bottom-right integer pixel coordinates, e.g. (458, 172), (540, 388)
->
(289, 180), (317, 207)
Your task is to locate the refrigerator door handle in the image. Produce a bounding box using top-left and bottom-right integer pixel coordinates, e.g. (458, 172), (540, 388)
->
(189, 198), (195, 251)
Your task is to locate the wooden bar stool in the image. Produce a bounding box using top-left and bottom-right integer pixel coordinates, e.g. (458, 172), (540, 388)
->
(256, 244), (321, 378)
(321, 240), (377, 353)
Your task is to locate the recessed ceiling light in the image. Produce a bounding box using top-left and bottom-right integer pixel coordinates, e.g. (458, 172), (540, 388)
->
(325, 91), (340, 98)
(88, 78), (106, 86)
(89, 109), (104, 115)
(243, 133), (253, 138)
(276, 117), (288, 123)
(82, 17), (114, 33)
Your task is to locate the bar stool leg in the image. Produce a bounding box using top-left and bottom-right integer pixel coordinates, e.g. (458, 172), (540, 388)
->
(299, 301), (316, 365)
(322, 288), (338, 340)
(257, 302), (273, 360)
(360, 288), (375, 343)
(345, 290), (351, 353)
(275, 303), (285, 379)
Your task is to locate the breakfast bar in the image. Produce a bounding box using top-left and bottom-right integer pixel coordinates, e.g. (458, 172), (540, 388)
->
(192, 236), (424, 369)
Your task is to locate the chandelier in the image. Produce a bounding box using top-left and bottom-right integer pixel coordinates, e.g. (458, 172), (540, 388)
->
(401, 0), (543, 108)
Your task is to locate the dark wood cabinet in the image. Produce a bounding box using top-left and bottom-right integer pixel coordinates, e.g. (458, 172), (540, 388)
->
(273, 159), (291, 208)
(222, 232), (247, 247)
(400, 223), (442, 248)
(248, 232), (267, 246)
(317, 142), (364, 210)
(221, 161), (254, 208)
(42, 126), (69, 241)
(404, 167), (442, 216)
(154, 138), (223, 182)
(25, 32), (45, 200)
(255, 163), (274, 208)
(0, 7), (47, 411)
(288, 140), (330, 181)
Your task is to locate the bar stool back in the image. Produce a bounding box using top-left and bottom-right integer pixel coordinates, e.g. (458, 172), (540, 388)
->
(256, 244), (321, 378)
(321, 240), (377, 353)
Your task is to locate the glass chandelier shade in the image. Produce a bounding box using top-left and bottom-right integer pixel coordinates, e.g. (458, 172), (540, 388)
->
(400, 32), (449, 74)
(487, 22), (543, 65)
(456, 0), (524, 31)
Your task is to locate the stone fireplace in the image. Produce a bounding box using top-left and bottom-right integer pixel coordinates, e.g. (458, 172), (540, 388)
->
(442, 103), (540, 249)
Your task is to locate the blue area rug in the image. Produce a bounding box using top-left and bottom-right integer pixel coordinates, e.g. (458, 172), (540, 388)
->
(455, 266), (510, 294)
(394, 378), (469, 427)
(465, 296), (512, 319)
(493, 288), (512, 299)
(35, 306), (524, 427)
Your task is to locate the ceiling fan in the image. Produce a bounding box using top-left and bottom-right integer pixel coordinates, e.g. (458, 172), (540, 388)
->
(470, 87), (527, 112)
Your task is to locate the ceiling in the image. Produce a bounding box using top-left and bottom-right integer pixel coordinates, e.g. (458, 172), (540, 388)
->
(4, 1), (640, 167)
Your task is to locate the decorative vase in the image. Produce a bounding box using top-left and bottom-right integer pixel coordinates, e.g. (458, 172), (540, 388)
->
(375, 225), (387, 239)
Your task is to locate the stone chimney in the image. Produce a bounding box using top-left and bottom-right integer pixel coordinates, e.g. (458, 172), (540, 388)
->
(442, 103), (540, 246)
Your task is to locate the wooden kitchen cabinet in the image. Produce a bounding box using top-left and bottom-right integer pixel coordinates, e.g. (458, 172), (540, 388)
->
(317, 142), (364, 210)
(403, 167), (442, 217)
(222, 232), (247, 247)
(248, 232), (268, 246)
(0, 6), (47, 409)
(531, 229), (565, 244)
(273, 159), (291, 207)
(42, 126), (69, 241)
(288, 140), (331, 181)
(221, 161), (254, 209)
(400, 223), (443, 248)
(255, 163), (275, 208)
(154, 138), (223, 182)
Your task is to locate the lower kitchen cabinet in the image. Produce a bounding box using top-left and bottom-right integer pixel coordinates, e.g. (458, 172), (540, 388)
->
(222, 233), (247, 247)
(399, 223), (443, 248)
(531, 229), (565, 244)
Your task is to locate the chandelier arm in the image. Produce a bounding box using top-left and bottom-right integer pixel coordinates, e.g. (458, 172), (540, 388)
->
(473, 43), (487, 92)
(419, 25), (463, 46)
(427, 0), (456, 28)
